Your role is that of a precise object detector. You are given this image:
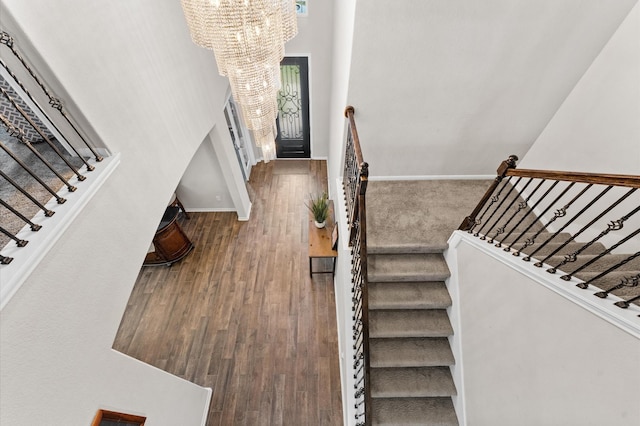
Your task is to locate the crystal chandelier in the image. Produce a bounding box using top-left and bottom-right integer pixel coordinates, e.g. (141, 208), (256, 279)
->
(181, 0), (298, 162)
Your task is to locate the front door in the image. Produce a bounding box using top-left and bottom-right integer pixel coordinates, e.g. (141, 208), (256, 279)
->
(276, 57), (310, 158)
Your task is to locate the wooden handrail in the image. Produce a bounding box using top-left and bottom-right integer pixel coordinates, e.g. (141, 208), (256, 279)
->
(507, 169), (640, 188)
(345, 106), (365, 167)
(343, 106), (372, 425)
(459, 155), (640, 311)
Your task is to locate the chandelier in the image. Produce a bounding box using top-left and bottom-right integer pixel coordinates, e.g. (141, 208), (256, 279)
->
(181, 0), (298, 162)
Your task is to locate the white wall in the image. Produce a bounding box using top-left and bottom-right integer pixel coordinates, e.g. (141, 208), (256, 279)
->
(0, 1), (232, 424)
(327, 0), (357, 199)
(520, 3), (639, 175)
(326, 0), (358, 423)
(176, 108), (252, 220)
(178, 135), (235, 212)
(345, 0), (637, 178)
(519, 4), (640, 251)
(285, 0), (335, 159)
(449, 236), (640, 426)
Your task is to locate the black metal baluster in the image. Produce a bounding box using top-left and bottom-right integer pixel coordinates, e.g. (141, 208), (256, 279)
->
(498, 178), (545, 250)
(0, 57), (94, 172)
(614, 295), (640, 310)
(547, 203), (640, 274)
(0, 122), (76, 194)
(354, 373), (364, 388)
(1, 31), (103, 163)
(521, 183), (593, 262)
(0, 225), (28, 247)
(353, 336), (363, 355)
(566, 250), (640, 285)
(532, 185), (613, 267)
(490, 178), (533, 246)
(0, 254), (13, 264)
(353, 352), (363, 369)
(0, 170), (56, 216)
(0, 86), (86, 181)
(592, 273), (639, 300)
(485, 177), (522, 243)
(0, 198), (42, 231)
(516, 182), (576, 257)
(473, 177), (513, 238)
(506, 180), (559, 255)
(460, 155), (518, 233)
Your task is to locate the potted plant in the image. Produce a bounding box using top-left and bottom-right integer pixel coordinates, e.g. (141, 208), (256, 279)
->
(307, 192), (329, 228)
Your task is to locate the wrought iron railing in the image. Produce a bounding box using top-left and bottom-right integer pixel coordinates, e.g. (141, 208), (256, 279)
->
(342, 106), (371, 425)
(460, 155), (640, 310)
(0, 30), (103, 263)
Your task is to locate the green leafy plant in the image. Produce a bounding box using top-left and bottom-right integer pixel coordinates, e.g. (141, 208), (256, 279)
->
(306, 192), (329, 223)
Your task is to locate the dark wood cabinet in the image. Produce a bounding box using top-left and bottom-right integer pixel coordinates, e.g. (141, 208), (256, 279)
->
(143, 206), (194, 266)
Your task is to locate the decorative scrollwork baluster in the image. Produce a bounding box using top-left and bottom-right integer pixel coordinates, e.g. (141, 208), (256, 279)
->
(593, 273), (639, 299)
(570, 251), (640, 288)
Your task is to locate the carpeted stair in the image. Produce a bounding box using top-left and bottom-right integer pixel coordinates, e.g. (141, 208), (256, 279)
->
(365, 179), (493, 426)
(367, 248), (458, 425)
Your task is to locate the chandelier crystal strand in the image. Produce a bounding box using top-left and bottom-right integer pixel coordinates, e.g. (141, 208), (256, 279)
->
(281, 0), (298, 42)
(180, 0), (298, 161)
(180, 0), (217, 50)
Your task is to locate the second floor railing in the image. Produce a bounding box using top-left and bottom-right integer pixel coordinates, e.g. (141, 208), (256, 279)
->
(460, 155), (640, 311)
(342, 106), (371, 426)
(0, 30), (104, 264)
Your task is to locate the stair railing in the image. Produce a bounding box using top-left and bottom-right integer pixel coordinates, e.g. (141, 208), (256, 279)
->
(343, 106), (371, 426)
(460, 155), (640, 310)
(0, 30), (104, 263)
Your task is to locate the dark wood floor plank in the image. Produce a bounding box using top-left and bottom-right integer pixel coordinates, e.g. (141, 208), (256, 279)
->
(112, 160), (342, 425)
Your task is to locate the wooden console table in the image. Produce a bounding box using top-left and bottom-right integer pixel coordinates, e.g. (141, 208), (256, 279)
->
(308, 200), (338, 277)
(144, 206), (194, 266)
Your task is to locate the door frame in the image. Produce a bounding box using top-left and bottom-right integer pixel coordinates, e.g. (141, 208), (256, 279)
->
(224, 94), (256, 180)
(276, 55), (311, 158)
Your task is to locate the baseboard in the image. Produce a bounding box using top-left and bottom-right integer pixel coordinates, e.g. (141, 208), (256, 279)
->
(185, 207), (236, 213)
(237, 202), (251, 221)
(200, 387), (213, 426)
(368, 174), (495, 181)
(184, 206), (251, 221)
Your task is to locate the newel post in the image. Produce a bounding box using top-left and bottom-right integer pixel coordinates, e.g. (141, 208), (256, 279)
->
(458, 155), (518, 231)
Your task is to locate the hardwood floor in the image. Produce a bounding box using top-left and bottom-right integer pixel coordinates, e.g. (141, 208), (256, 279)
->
(113, 160), (343, 425)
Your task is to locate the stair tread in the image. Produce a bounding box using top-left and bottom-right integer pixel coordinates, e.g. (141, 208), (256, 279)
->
(494, 231), (573, 245)
(370, 310), (453, 338)
(372, 397), (459, 426)
(369, 253), (450, 282)
(370, 337), (455, 367)
(544, 253), (640, 273)
(371, 367), (457, 397)
(518, 241), (607, 257)
(369, 282), (452, 310)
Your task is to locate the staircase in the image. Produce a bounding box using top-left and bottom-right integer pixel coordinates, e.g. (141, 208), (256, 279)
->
(364, 179), (493, 425)
(367, 249), (458, 424)
(362, 178), (640, 425)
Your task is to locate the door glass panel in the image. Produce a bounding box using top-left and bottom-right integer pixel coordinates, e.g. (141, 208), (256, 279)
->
(277, 64), (303, 140)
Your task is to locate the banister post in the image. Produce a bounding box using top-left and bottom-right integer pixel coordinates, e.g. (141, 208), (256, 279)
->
(459, 155), (518, 231)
